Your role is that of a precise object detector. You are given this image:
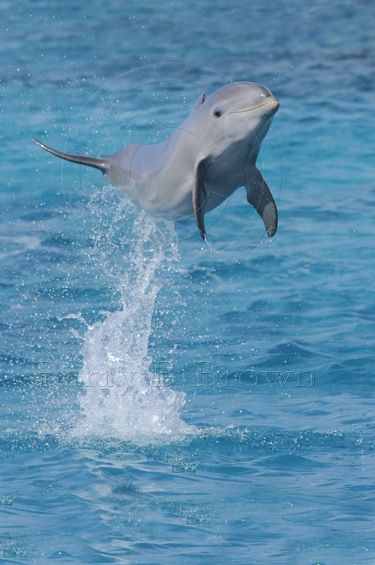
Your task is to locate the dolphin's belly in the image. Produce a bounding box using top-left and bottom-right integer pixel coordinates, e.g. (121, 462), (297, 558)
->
(138, 175), (194, 219)
(138, 171), (240, 220)
(108, 142), (244, 220)
(114, 166), (241, 220)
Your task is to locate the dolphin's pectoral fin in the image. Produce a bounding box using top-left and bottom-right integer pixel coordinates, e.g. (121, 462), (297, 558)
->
(245, 167), (278, 237)
(193, 159), (208, 241)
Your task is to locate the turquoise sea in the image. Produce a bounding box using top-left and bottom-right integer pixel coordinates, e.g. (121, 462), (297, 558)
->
(1, 1), (375, 563)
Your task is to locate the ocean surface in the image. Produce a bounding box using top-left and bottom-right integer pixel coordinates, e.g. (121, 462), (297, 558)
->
(1, 1), (374, 563)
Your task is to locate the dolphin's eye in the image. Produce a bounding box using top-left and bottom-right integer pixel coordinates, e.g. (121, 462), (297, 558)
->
(213, 109), (222, 118)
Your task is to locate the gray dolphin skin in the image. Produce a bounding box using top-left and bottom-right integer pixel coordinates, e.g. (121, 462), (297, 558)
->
(33, 82), (280, 240)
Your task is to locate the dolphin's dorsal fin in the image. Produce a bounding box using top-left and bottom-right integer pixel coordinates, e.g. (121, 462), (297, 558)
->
(193, 92), (206, 110)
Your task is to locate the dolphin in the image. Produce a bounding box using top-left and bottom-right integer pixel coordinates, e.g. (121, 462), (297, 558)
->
(33, 81), (280, 240)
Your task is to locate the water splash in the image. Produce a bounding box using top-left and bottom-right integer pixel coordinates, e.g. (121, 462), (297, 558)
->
(73, 203), (195, 443)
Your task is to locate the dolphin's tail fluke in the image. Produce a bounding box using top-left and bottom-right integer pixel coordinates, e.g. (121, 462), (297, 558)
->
(32, 138), (108, 174)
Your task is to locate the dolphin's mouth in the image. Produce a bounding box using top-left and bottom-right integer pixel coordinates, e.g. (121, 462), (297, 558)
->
(229, 98), (279, 115)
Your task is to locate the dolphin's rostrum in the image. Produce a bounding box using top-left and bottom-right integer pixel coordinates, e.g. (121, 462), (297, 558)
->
(34, 82), (280, 240)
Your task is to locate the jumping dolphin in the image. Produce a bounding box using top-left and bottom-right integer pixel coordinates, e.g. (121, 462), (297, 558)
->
(33, 82), (280, 240)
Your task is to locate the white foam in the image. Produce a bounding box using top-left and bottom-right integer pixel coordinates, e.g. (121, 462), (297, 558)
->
(72, 206), (195, 443)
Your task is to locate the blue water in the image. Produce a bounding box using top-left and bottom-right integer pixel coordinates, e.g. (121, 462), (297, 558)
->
(1, 1), (375, 563)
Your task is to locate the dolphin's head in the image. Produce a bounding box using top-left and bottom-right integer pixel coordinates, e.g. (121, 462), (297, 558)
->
(191, 82), (279, 158)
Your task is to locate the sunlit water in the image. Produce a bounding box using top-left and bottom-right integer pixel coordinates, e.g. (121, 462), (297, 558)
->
(1, 1), (375, 563)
